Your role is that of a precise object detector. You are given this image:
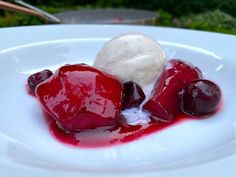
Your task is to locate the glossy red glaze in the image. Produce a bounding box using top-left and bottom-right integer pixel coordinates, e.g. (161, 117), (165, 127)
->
(36, 64), (123, 132)
(26, 59), (222, 148)
(43, 111), (187, 148)
(144, 59), (203, 122)
(43, 102), (222, 148)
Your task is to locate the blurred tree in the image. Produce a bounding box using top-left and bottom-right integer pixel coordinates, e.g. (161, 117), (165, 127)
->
(179, 9), (236, 33)
(0, 0), (236, 34)
(4, 0), (236, 17)
(96, 0), (236, 17)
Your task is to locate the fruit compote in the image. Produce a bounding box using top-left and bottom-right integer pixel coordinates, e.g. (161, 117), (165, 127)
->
(27, 59), (222, 148)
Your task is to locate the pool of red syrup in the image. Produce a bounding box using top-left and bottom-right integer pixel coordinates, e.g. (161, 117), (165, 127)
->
(42, 99), (223, 148)
(28, 86), (222, 149)
(43, 112), (188, 148)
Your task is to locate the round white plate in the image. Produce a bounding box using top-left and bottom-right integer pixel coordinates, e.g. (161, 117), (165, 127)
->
(0, 25), (235, 177)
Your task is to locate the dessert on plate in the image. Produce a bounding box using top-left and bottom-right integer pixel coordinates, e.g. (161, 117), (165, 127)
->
(26, 33), (222, 148)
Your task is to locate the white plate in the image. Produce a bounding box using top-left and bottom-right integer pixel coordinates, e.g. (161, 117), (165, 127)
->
(0, 25), (236, 177)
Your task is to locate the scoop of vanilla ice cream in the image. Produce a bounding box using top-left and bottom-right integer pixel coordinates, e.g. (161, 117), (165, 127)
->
(93, 33), (166, 89)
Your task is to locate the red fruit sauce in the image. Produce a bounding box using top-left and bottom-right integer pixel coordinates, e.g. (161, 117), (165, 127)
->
(43, 111), (188, 148)
(27, 61), (222, 148)
(28, 83), (222, 149)
(42, 99), (222, 148)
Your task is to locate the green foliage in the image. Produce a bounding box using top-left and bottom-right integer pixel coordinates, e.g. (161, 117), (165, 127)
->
(179, 10), (236, 34)
(0, 1), (236, 35)
(156, 10), (174, 26)
(11, 0), (97, 7)
(96, 0), (236, 17)
(8, 0), (236, 17)
(96, 0), (125, 8)
(0, 12), (44, 27)
(0, 5), (94, 27)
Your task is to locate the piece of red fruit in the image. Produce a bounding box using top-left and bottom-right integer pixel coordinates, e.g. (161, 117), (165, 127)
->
(27, 69), (53, 94)
(180, 79), (221, 117)
(122, 81), (146, 109)
(35, 64), (123, 132)
(144, 59), (202, 122)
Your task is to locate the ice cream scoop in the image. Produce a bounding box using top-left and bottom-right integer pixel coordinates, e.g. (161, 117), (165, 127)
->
(94, 33), (166, 90)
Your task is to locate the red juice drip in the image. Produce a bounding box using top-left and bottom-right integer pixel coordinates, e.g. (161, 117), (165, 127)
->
(43, 111), (187, 148)
(26, 71), (222, 148)
(43, 100), (223, 148)
(27, 85), (222, 148)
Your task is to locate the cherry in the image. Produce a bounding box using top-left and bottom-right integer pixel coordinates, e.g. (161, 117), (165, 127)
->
(144, 59), (202, 122)
(27, 70), (53, 94)
(180, 79), (221, 117)
(36, 64), (123, 132)
(122, 81), (146, 109)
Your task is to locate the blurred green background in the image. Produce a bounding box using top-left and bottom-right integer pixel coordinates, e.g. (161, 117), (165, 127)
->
(1, 0), (236, 34)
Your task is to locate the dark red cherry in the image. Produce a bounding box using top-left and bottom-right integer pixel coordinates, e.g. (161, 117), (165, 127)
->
(144, 59), (202, 122)
(181, 79), (221, 117)
(27, 70), (53, 94)
(122, 81), (146, 109)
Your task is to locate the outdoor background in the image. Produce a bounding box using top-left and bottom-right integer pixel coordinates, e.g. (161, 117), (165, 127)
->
(1, 0), (236, 35)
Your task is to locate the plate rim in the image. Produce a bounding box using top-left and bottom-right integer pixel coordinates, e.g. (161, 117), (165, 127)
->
(0, 24), (236, 177)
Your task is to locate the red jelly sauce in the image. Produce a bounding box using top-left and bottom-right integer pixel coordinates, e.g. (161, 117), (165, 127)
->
(27, 61), (222, 148)
(30, 90), (222, 148)
(42, 100), (223, 148)
(43, 111), (188, 148)
(26, 70), (222, 148)
(27, 81), (222, 148)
